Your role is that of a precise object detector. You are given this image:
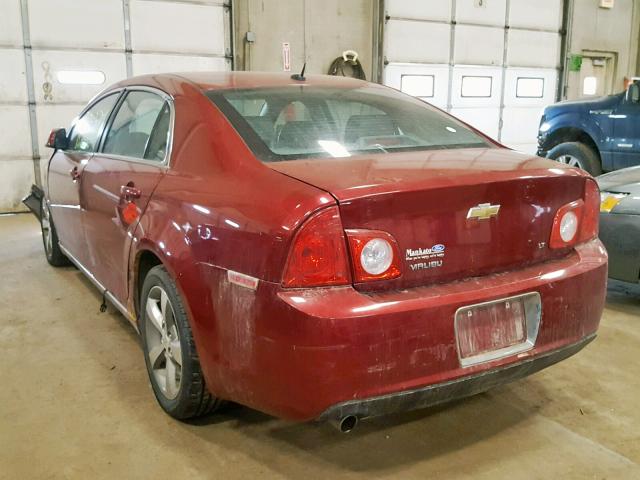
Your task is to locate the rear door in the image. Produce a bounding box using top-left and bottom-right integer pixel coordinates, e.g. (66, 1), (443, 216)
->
(81, 88), (172, 304)
(47, 92), (121, 266)
(611, 85), (640, 169)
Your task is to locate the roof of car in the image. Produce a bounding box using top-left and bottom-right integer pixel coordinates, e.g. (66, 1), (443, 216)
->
(114, 71), (370, 93)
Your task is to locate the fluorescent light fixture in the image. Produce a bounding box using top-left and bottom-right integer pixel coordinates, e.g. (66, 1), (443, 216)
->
(318, 140), (351, 158)
(56, 70), (105, 85)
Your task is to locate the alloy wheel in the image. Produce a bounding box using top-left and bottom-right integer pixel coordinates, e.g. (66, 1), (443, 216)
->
(556, 154), (583, 169)
(145, 285), (183, 400)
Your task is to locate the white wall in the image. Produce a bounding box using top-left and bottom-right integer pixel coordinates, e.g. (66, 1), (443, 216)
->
(566, 0), (640, 98)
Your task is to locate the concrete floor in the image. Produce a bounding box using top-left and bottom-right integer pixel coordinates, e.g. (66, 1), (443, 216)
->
(1, 213), (639, 480)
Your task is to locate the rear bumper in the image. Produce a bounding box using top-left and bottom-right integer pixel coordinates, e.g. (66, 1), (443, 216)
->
(199, 240), (607, 422)
(318, 334), (595, 421)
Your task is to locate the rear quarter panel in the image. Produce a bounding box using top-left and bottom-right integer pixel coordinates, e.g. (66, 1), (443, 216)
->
(128, 83), (333, 400)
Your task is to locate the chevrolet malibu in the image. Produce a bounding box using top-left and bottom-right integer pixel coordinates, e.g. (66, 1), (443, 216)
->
(30, 72), (607, 432)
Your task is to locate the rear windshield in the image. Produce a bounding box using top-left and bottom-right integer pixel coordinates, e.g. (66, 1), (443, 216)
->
(206, 85), (490, 162)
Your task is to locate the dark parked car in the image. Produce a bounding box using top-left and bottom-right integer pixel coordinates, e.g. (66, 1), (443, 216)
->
(26, 72), (607, 432)
(538, 82), (640, 176)
(598, 166), (640, 283)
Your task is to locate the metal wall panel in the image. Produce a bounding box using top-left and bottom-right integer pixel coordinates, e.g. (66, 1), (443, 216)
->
(0, 50), (28, 103)
(454, 25), (504, 66)
(456, 0), (506, 26)
(132, 53), (227, 75)
(501, 68), (558, 153)
(0, 0), (23, 46)
(0, 106), (32, 157)
(509, 0), (563, 31)
(0, 160), (35, 211)
(385, 20), (450, 64)
(386, 0), (451, 22)
(28, 0), (125, 49)
(506, 30), (560, 68)
(130, 1), (226, 56)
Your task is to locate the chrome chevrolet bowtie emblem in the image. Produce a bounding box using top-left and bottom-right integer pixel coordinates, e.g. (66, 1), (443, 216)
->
(467, 203), (501, 220)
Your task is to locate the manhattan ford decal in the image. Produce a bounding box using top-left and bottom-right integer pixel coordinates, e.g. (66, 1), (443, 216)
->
(406, 244), (445, 271)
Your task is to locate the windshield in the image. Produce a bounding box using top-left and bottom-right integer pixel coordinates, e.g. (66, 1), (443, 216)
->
(207, 85), (490, 162)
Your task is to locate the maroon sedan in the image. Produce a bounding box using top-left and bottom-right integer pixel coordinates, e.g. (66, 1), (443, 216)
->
(31, 72), (607, 432)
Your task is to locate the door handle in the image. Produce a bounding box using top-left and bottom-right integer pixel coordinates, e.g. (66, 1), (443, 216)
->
(70, 166), (81, 181)
(120, 185), (142, 201)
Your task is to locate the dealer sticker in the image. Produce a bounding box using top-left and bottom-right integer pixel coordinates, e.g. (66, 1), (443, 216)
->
(227, 270), (259, 290)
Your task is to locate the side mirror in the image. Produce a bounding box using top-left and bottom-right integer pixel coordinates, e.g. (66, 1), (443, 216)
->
(46, 128), (69, 150)
(625, 83), (640, 104)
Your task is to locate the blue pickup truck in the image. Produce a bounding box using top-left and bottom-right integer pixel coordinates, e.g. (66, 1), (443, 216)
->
(537, 82), (640, 176)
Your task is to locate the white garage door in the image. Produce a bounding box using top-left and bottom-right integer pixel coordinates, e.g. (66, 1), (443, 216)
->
(0, 0), (231, 212)
(383, 0), (563, 154)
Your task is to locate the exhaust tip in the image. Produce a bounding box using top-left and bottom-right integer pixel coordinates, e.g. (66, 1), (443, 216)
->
(331, 415), (358, 433)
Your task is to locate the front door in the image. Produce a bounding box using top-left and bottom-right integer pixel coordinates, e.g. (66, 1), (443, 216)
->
(81, 89), (172, 304)
(47, 92), (121, 266)
(611, 83), (640, 169)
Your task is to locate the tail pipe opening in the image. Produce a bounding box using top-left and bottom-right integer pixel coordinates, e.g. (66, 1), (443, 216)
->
(330, 415), (358, 433)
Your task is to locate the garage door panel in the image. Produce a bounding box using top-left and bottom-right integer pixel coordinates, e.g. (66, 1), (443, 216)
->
(507, 30), (559, 68)
(0, 106), (32, 157)
(130, 1), (225, 55)
(451, 67), (502, 108)
(456, 0), (506, 27)
(384, 63), (449, 110)
(387, 0), (451, 22)
(31, 51), (126, 103)
(504, 68), (557, 107)
(0, 0), (23, 46)
(509, 0), (563, 31)
(0, 159), (35, 212)
(132, 54), (227, 76)
(454, 25), (504, 66)
(385, 20), (450, 64)
(0, 50), (28, 103)
(501, 107), (544, 145)
(28, 0), (124, 49)
(450, 107), (500, 139)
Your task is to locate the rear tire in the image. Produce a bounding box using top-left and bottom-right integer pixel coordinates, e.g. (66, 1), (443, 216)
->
(40, 201), (70, 267)
(547, 142), (602, 176)
(140, 265), (224, 420)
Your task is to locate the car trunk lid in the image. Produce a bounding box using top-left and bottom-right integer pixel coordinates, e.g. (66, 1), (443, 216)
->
(270, 148), (589, 290)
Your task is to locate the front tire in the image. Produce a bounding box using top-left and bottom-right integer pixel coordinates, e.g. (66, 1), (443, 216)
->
(40, 201), (70, 267)
(140, 265), (223, 419)
(547, 141), (602, 176)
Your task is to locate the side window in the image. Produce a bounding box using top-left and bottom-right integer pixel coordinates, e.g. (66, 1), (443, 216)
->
(68, 93), (119, 152)
(102, 91), (169, 161)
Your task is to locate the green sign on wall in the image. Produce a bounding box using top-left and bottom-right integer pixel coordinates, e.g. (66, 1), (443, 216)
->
(569, 54), (583, 72)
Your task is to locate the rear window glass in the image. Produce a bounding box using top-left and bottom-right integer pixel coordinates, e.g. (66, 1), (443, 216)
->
(206, 85), (489, 162)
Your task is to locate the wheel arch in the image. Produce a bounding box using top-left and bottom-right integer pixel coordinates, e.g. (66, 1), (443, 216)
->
(542, 126), (601, 160)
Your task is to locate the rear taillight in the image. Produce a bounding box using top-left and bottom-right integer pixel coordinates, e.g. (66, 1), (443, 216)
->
(282, 206), (351, 288)
(549, 179), (600, 249)
(579, 179), (599, 242)
(345, 230), (401, 282)
(550, 201), (583, 249)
